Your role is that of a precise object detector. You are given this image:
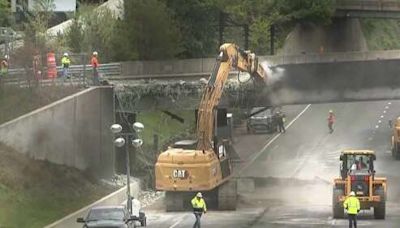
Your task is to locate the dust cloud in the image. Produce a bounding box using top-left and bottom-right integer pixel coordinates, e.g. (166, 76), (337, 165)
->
(261, 61), (286, 87)
(240, 177), (332, 207)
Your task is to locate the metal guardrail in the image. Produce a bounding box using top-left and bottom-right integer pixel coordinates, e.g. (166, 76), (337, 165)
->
(2, 63), (121, 87)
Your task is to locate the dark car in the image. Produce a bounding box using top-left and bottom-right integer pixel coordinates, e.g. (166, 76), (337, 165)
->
(77, 205), (136, 228)
(246, 107), (277, 133)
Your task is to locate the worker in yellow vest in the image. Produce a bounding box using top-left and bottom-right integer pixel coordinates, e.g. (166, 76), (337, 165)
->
(191, 192), (207, 228)
(343, 191), (360, 228)
(61, 52), (71, 80)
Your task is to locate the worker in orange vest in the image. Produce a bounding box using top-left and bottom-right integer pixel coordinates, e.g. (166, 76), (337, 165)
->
(1, 55), (9, 77)
(328, 110), (336, 133)
(90, 51), (99, 85)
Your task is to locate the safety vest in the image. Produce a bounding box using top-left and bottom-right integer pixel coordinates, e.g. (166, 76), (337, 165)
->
(0, 60), (8, 76)
(191, 197), (207, 212)
(343, 196), (360, 215)
(61, 56), (71, 68)
(91, 56), (99, 68)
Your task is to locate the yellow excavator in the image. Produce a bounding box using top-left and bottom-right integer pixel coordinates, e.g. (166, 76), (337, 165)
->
(154, 43), (267, 211)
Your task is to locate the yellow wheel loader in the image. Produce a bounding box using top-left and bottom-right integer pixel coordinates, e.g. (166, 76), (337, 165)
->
(391, 117), (400, 160)
(332, 150), (387, 219)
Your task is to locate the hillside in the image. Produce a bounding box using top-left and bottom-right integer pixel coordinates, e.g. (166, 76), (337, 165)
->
(0, 142), (115, 227)
(360, 18), (400, 50)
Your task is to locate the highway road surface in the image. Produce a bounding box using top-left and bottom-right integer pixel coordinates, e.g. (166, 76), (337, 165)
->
(144, 101), (400, 228)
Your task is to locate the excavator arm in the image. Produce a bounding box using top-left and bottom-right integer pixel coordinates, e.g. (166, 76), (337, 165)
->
(196, 43), (266, 151)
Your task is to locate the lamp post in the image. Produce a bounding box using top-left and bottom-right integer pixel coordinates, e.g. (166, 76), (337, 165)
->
(110, 122), (144, 214)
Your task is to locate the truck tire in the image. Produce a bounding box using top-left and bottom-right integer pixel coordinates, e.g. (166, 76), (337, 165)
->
(165, 192), (184, 211)
(217, 179), (237, 210)
(374, 187), (386, 219)
(332, 187), (344, 219)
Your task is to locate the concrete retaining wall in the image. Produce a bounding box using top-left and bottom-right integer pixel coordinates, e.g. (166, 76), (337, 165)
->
(0, 86), (115, 178)
(44, 182), (140, 228)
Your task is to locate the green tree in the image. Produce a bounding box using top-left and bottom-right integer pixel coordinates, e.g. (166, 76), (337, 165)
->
(114, 0), (182, 60)
(65, 18), (84, 53)
(0, 0), (10, 26)
(64, 4), (118, 61)
(164, 0), (220, 58)
(216, 0), (335, 54)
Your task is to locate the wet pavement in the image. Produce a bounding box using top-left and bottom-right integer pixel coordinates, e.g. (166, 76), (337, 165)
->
(145, 100), (400, 228)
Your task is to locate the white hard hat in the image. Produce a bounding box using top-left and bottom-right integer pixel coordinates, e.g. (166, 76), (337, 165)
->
(349, 191), (355, 196)
(4, 55), (8, 59)
(93, 51), (98, 56)
(63, 52), (68, 56)
(196, 192), (202, 198)
(329, 110), (333, 113)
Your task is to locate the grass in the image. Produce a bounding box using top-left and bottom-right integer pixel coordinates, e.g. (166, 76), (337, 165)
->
(137, 110), (196, 149)
(0, 86), (113, 227)
(0, 143), (115, 228)
(360, 18), (400, 50)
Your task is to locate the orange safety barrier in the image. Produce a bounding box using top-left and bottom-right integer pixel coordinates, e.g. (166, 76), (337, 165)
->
(47, 52), (57, 79)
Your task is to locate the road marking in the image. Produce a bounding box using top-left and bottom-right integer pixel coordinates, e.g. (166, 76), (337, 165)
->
(380, 115), (384, 118)
(240, 104), (311, 173)
(384, 110), (387, 114)
(388, 102), (392, 105)
(169, 215), (187, 228)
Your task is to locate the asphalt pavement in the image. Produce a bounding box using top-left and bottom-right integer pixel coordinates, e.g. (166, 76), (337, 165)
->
(144, 101), (400, 228)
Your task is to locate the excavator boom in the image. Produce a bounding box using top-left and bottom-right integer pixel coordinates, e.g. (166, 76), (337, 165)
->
(196, 43), (266, 150)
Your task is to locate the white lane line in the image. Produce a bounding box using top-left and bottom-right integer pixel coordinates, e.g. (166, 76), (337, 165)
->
(169, 215), (187, 228)
(240, 104), (311, 173)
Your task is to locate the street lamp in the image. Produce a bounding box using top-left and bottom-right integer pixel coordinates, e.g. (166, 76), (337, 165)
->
(110, 122), (144, 214)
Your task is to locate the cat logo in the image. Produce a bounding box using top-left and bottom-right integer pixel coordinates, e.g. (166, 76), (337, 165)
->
(172, 169), (188, 179)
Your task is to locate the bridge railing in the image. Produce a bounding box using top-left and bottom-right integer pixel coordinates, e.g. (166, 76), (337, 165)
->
(263, 49), (400, 66)
(335, 0), (400, 11)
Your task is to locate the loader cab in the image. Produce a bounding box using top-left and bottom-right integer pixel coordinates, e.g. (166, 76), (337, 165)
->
(339, 150), (376, 180)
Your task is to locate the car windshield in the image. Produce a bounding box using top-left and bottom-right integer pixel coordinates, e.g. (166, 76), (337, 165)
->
(87, 208), (125, 221)
(251, 108), (272, 117)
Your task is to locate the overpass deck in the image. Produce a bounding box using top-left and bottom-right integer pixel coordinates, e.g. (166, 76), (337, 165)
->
(335, 0), (400, 18)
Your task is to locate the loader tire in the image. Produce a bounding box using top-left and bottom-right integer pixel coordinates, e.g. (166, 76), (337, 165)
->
(217, 179), (237, 210)
(374, 187), (386, 219)
(393, 143), (400, 160)
(165, 192), (185, 212)
(332, 187), (344, 219)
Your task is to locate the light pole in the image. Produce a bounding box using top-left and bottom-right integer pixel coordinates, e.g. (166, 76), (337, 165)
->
(110, 122), (144, 214)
